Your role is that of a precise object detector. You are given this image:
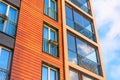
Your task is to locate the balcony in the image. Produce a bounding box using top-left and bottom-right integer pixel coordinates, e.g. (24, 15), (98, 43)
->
(44, 5), (58, 20)
(70, 0), (91, 15)
(0, 68), (9, 80)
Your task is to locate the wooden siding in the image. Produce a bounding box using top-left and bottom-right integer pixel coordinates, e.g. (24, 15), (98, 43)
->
(10, 0), (64, 80)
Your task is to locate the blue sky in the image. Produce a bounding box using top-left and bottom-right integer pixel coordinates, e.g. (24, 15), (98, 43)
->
(92, 0), (120, 80)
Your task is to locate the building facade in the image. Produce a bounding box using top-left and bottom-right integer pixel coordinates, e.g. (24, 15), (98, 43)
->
(0, 0), (105, 80)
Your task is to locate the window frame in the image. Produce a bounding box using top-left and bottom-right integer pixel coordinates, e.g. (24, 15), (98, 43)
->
(43, 24), (59, 57)
(0, 1), (18, 37)
(44, 24), (57, 41)
(42, 64), (59, 80)
(44, 0), (58, 20)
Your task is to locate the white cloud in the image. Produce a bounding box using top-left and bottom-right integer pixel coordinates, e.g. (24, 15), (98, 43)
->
(92, 0), (120, 80)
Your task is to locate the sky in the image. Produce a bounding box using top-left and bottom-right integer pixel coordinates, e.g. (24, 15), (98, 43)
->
(92, 0), (120, 80)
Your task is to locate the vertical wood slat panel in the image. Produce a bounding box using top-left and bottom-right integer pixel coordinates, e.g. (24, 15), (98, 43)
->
(11, 0), (64, 80)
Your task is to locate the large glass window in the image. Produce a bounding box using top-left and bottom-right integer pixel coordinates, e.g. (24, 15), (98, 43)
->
(44, 0), (58, 20)
(42, 64), (59, 80)
(0, 1), (18, 37)
(65, 6), (95, 41)
(0, 47), (12, 80)
(70, 0), (91, 15)
(43, 24), (58, 57)
(67, 33), (102, 75)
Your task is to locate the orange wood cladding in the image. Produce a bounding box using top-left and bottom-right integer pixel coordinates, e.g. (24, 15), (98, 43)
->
(10, 0), (64, 80)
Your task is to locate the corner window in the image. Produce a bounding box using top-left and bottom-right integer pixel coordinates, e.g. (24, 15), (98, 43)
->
(0, 47), (12, 80)
(67, 33), (102, 75)
(44, 0), (58, 20)
(0, 1), (18, 37)
(42, 64), (59, 80)
(65, 5), (95, 41)
(43, 24), (58, 57)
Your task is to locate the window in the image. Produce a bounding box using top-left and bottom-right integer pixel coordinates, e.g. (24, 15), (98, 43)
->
(65, 6), (95, 41)
(0, 1), (18, 37)
(69, 69), (79, 80)
(42, 64), (59, 80)
(82, 75), (94, 80)
(65, 6), (74, 28)
(43, 24), (58, 57)
(69, 69), (97, 80)
(70, 0), (91, 15)
(44, 0), (58, 20)
(67, 33), (77, 64)
(67, 33), (102, 75)
(0, 47), (12, 80)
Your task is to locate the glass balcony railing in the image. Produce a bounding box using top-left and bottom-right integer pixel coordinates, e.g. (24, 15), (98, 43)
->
(0, 68), (9, 80)
(70, 0), (91, 15)
(44, 5), (58, 20)
(66, 18), (95, 41)
(68, 49), (102, 76)
(74, 22), (95, 41)
(78, 54), (102, 76)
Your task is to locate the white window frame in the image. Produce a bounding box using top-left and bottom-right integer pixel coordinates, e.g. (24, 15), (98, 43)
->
(44, 24), (57, 41)
(0, 1), (18, 35)
(44, 24), (58, 54)
(42, 64), (58, 80)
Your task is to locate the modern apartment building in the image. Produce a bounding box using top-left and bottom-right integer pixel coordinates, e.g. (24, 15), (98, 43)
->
(0, 0), (105, 80)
